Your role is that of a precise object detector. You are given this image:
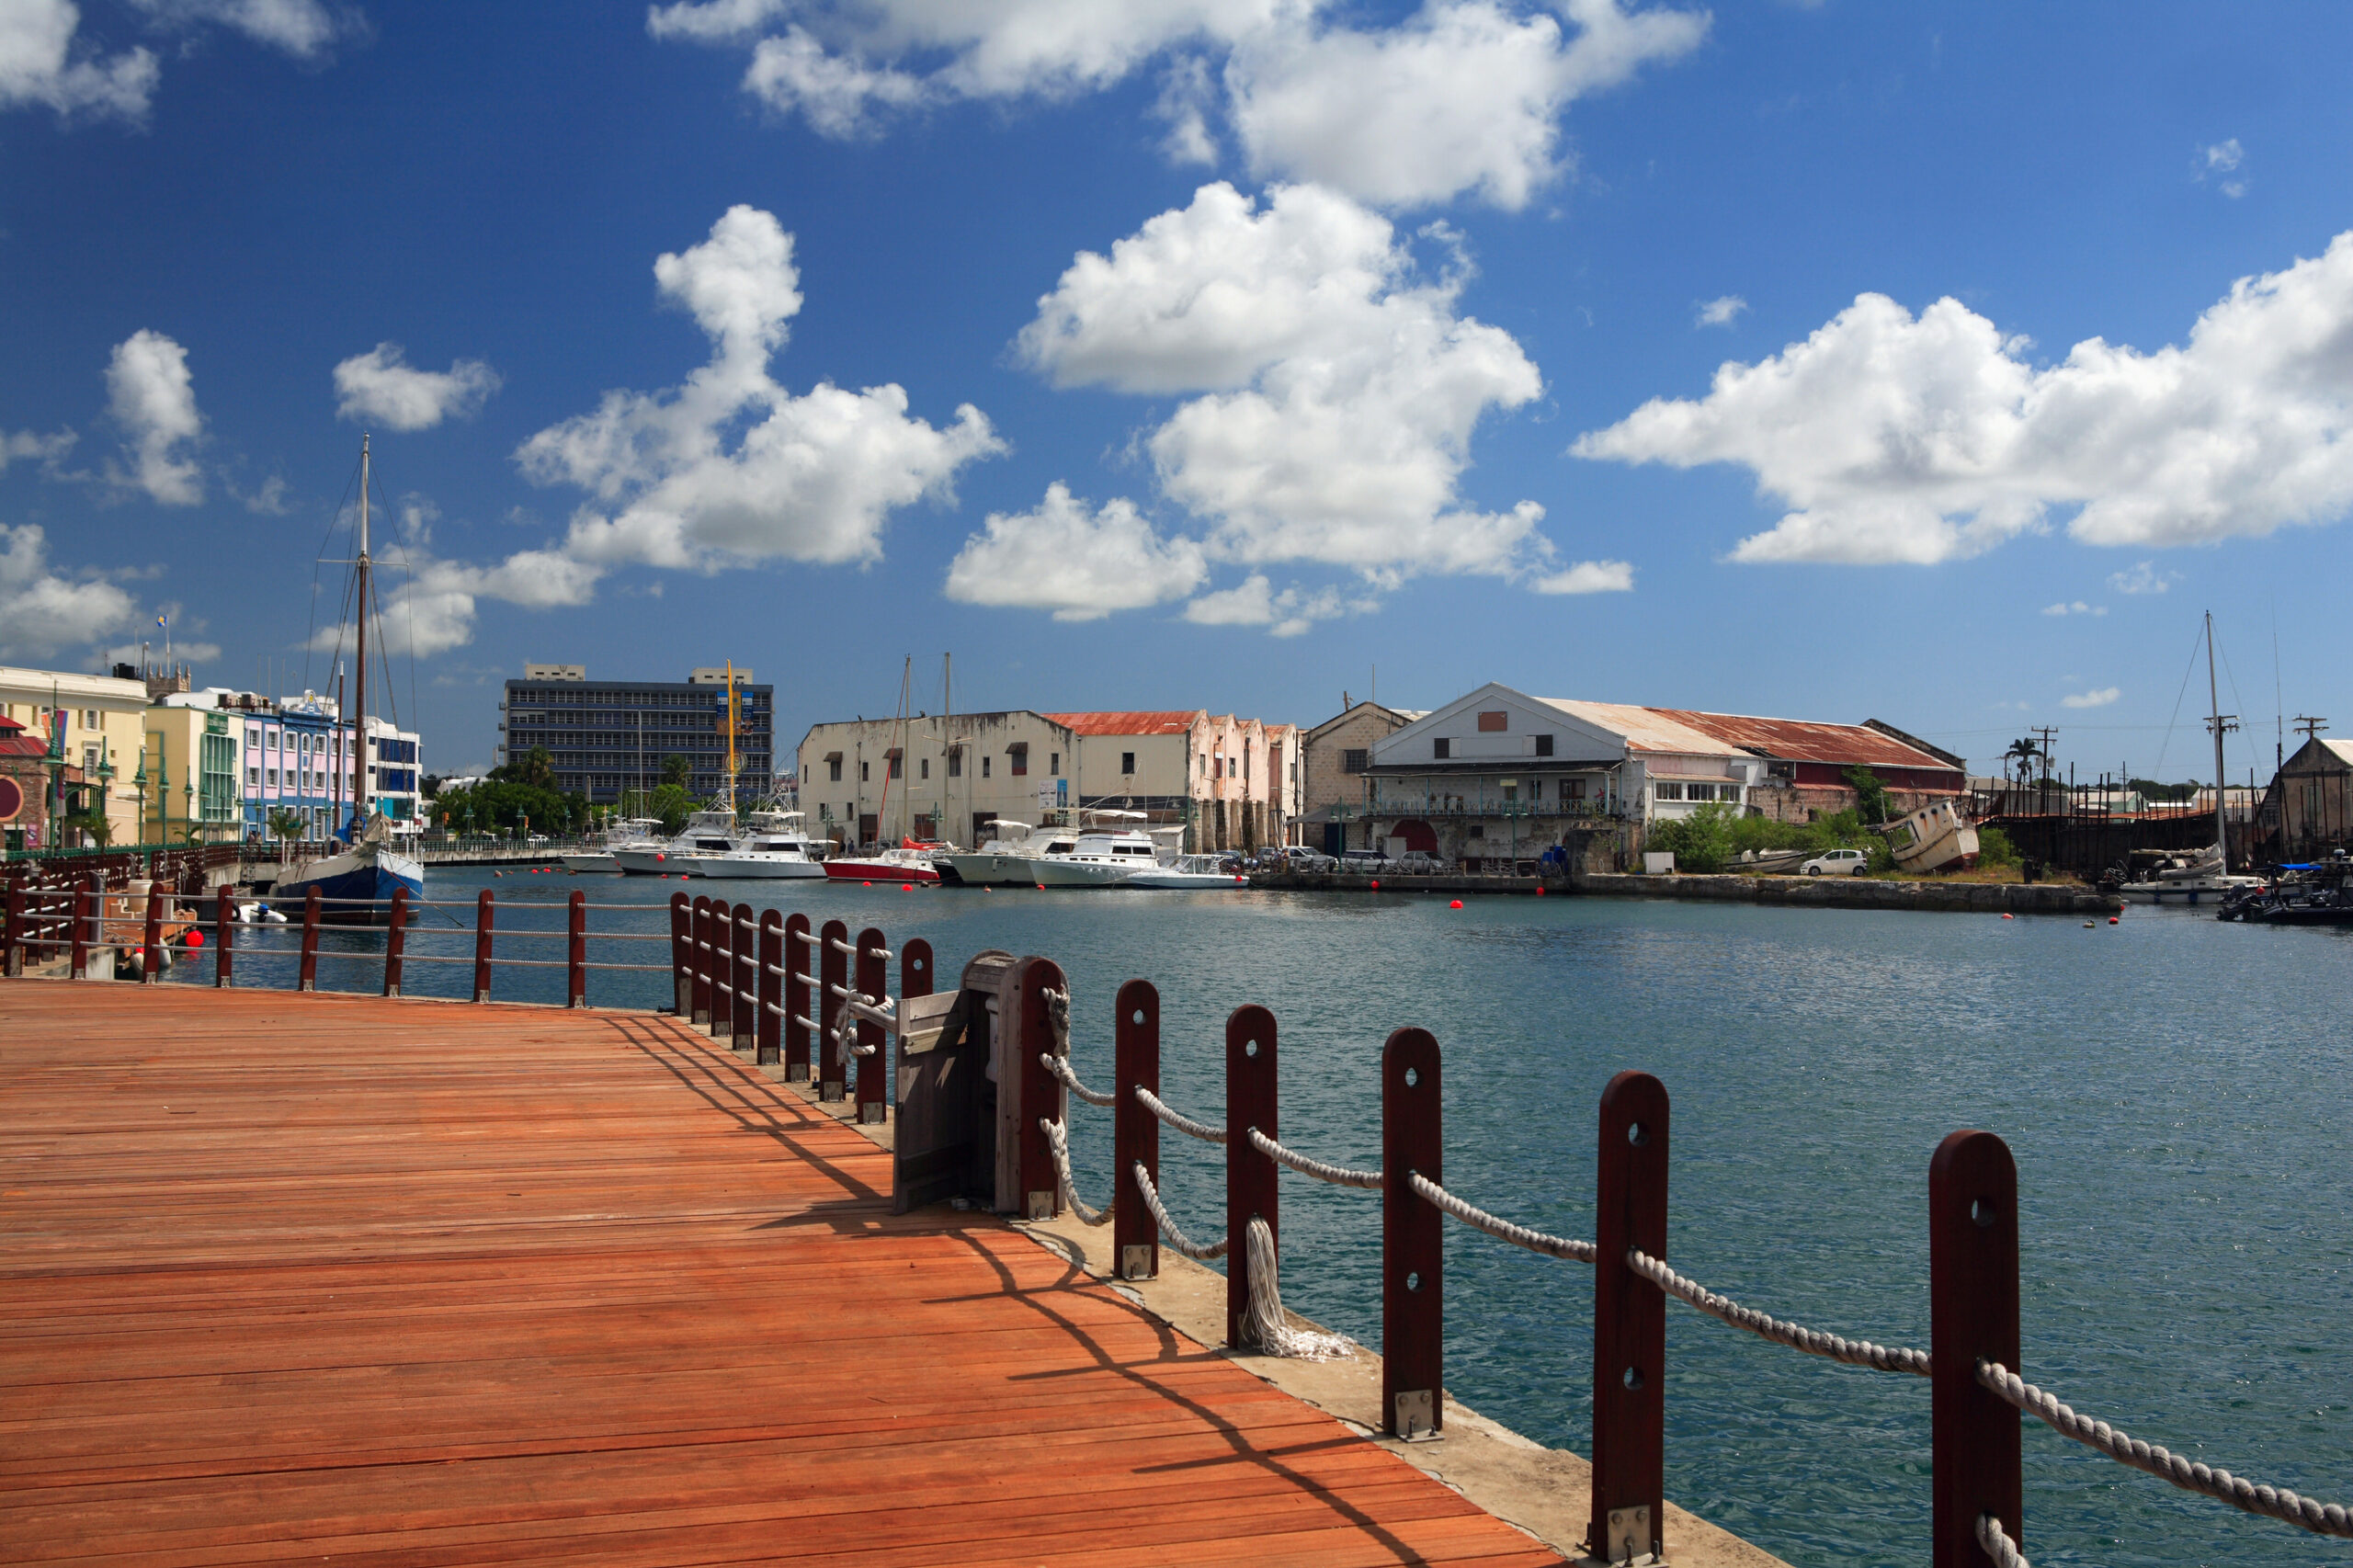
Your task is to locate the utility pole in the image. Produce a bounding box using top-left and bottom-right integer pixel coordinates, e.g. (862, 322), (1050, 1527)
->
(2294, 714), (2328, 743)
(2030, 726), (2058, 814)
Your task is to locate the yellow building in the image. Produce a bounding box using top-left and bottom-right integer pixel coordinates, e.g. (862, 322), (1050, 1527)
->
(141, 695), (245, 844)
(0, 665), (150, 846)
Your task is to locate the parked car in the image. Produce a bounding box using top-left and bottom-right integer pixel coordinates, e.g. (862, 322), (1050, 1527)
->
(1338, 848), (1392, 873)
(1392, 850), (1449, 874)
(1274, 846), (1336, 872)
(1801, 847), (1871, 877)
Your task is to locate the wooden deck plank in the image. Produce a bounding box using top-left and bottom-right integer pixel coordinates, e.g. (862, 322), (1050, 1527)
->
(0, 982), (1562, 1566)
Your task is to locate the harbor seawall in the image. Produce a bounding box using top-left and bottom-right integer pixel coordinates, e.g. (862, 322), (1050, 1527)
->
(1249, 869), (2120, 914)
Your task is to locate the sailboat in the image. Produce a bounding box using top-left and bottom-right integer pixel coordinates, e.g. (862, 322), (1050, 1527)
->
(273, 435), (426, 922)
(2117, 611), (2264, 905)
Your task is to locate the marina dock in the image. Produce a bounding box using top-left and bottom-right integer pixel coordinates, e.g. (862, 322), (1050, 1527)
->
(2, 983), (1571, 1566)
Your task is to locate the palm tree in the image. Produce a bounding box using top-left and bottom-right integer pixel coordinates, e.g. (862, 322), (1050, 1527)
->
(267, 807), (304, 865)
(2004, 738), (2040, 789)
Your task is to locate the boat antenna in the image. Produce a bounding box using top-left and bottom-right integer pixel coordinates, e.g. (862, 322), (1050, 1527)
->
(353, 434), (369, 837)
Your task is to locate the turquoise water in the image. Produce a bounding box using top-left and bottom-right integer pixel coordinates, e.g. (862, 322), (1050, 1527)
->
(185, 874), (2353, 1568)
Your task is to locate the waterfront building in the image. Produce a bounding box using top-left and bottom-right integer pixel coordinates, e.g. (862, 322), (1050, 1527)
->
(142, 691), (244, 844)
(796, 710), (1079, 849)
(0, 664), (151, 846)
(1361, 683), (1965, 869)
(2267, 736), (2350, 857)
(364, 715), (424, 836)
(1044, 711), (1299, 853)
(1298, 700), (1427, 856)
(498, 664), (772, 805)
(229, 691), (354, 846)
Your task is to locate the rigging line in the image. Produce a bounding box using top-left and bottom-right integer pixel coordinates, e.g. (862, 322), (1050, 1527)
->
(2150, 622), (2207, 781)
(301, 457), (363, 699)
(364, 459), (418, 739)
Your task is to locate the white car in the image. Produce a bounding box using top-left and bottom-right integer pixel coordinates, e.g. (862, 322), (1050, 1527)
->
(1801, 847), (1871, 877)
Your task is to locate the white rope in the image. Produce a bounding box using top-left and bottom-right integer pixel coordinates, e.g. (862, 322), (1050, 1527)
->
(1407, 1172), (1597, 1262)
(1039, 1118), (1112, 1227)
(1241, 1216), (1353, 1361)
(1977, 1513), (2030, 1568)
(1131, 1162), (1228, 1261)
(1041, 1051), (1116, 1108)
(1977, 1360), (2353, 1538)
(1246, 1127), (1382, 1189)
(1626, 1248), (1929, 1376)
(1135, 1085), (1226, 1145)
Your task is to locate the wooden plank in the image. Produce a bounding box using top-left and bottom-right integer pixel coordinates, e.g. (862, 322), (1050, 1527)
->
(0, 980), (1562, 1566)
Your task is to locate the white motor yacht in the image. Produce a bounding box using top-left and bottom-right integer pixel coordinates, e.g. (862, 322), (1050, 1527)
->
(1033, 812), (1161, 887)
(940, 820), (1081, 886)
(2116, 844), (2263, 904)
(563, 816), (663, 873)
(1127, 853), (1250, 890)
(614, 809), (739, 875)
(697, 811), (827, 880)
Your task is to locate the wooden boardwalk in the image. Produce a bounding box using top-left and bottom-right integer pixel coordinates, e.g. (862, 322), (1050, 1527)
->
(0, 983), (1563, 1567)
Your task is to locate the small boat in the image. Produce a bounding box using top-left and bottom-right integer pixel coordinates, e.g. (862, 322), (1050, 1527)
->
(2115, 843), (2262, 904)
(823, 841), (941, 884)
(614, 809), (740, 876)
(2218, 852), (2353, 924)
(1034, 812), (1161, 887)
(698, 810), (827, 880)
(1881, 799), (1980, 875)
(564, 816), (663, 873)
(940, 820), (1081, 886)
(1127, 853), (1251, 890)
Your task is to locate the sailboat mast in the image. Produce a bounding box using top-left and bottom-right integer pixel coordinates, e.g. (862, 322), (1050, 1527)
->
(353, 435), (370, 835)
(2206, 610), (2227, 868)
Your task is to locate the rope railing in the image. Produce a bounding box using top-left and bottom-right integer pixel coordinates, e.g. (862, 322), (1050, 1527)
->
(1131, 1161), (1227, 1261)
(1040, 1118), (1111, 1227)
(1976, 1360), (2353, 1538)
(1245, 1127), (1382, 1189)
(1407, 1171), (1597, 1263)
(1977, 1514), (2030, 1568)
(1040, 1051), (1115, 1108)
(1625, 1248), (1930, 1376)
(1134, 1085), (1226, 1145)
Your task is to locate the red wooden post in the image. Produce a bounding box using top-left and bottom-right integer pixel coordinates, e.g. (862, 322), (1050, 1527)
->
(854, 926), (888, 1123)
(381, 885), (405, 995)
(733, 903), (757, 1044)
(1225, 1003), (1279, 1350)
(1383, 1028), (1443, 1439)
(1930, 1131), (2021, 1568)
(900, 937), (933, 1002)
(472, 887), (494, 1003)
(817, 917), (848, 1098)
(140, 876), (165, 984)
(566, 889), (587, 1008)
(299, 886), (324, 994)
(1113, 979), (1160, 1282)
(213, 882), (233, 988)
(70, 876), (93, 979)
(756, 910), (784, 1065)
(1591, 1070), (1670, 1565)
(784, 913), (813, 1080)
(689, 896), (713, 1028)
(1015, 957), (1067, 1219)
(709, 898), (734, 1041)
(668, 892), (691, 1015)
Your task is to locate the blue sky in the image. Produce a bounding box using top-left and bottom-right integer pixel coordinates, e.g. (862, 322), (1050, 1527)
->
(4, 1), (2348, 785)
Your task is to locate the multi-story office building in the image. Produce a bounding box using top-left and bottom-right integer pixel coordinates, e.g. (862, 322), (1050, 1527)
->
(497, 665), (773, 804)
(0, 664), (152, 846)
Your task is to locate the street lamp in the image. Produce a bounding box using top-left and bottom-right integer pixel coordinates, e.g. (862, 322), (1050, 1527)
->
(42, 687), (66, 848)
(131, 744), (149, 846)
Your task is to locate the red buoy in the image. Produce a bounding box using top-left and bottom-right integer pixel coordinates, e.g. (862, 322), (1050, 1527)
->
(2002, 913), (2014, 919)
(1449, 899), (1463, 909)
(901, 883), (914, 892)
(1370, 879), (1380, 890)
(187, 928), (204, 948)
(862, 881), (872, 887)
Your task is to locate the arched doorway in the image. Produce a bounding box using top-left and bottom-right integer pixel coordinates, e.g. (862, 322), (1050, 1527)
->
(1389, 818), (1438, 854)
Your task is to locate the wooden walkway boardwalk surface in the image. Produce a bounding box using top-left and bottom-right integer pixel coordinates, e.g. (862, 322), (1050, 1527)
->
(0, 983), (1563, 1567)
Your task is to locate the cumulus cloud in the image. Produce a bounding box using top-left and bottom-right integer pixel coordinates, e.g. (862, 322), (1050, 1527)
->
(125, 0), (358, 59)
(105, 329), (203, 505)
(0, 0), (157, 120)
(1531, 558), (1632, 593)
(2062, 687), (2120, 710)
(943, 483), (1207, 619)
(2040, 600), (2105, 617)
(2195, 138), (2245, 199)
(646, 0), (1706, 209)
(1694, 294), (1745, 328)
(333, 343), (501, 431)
(1020, 181), (1548, 587)
(2108, 561), (2176, 595)
(367, 550), (605, 658)
(516, 204), (1001, 572)
(0, 426), (77, 475)
(1574, 229), (2353, 564)
(0, 522), (142, 659)
(1181, 573), (1355, 637)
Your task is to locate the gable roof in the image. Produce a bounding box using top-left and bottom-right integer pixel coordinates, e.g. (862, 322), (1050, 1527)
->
(1303, 701), (1425, 743)
(1647, 709), (1960, 770)
(1535, 700), (1735, 756)
(1044, 710), (1201, 736)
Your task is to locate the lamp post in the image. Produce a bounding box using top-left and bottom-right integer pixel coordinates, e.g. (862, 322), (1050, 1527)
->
(131, 745), (149, 847)
(93, 742), (115, 849)
(42, 687), (66, 849)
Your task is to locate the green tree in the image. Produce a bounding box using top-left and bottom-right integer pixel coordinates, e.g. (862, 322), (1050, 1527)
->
(659, 754), (692, 790)
(648, 782), (691, 836)
(494, 746), (557, 792)
(1844, 765), (1893, 824)
(60, 811), (112, 848)
(1646, 801), (1738, 872)
(266, 806), (304, 860)
(2004, 737), (2040, 786)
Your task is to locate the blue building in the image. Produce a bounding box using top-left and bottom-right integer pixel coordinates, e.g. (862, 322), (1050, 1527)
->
(236, 692), (354, 845)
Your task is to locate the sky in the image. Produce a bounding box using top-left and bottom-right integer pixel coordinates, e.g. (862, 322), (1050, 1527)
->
(4, 1), (2350, 786)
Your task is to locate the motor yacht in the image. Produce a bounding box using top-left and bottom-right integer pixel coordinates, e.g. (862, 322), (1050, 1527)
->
(2114, 844), (2263, 904)
(939, 820), (1082, 886)
(1033, 812), (1161, 887)
(563, 816), (663, 873)
(1126, 853), (1250, 890)
(614, 809), (739, 876)
(823, 841), (942, 884)
(696, 811), (827, 880)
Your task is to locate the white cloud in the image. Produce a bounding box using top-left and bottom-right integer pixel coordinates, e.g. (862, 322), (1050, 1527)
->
(0, 426), (76, 475)
(333, 344), (501, 431)
(1694, 294), (1745, 328)
(312, 545), (605, 660)
(516, 204), (1001, 572)
(1532, 558), (1632, 593)
(2062, 686), (2120, 710)
(943, 483), (1206, 619)
(647, 0), (1707, 210)
(1020, 182), (1549, 584)
(1181, 573), (1354, 637)
(2040, 599), (2104, 617)
(105, 328), (203, 505)
(125, 0), (356, 60)
(1574, 229), (2353, 564)
(2195, 138), (2245, 199)
(0, 0), (157, 120)
(0, 522), (141, 659)
(2108, 560), (2175, 595)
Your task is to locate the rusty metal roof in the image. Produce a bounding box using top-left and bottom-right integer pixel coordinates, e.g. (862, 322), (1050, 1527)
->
(1537, 700), (1732, 756)
(1647, 708), (1960, 770)
(1043, 710), (1201, 736)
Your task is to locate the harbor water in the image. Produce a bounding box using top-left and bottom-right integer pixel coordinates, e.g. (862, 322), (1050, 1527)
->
(182, 873), (2353, 1568)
